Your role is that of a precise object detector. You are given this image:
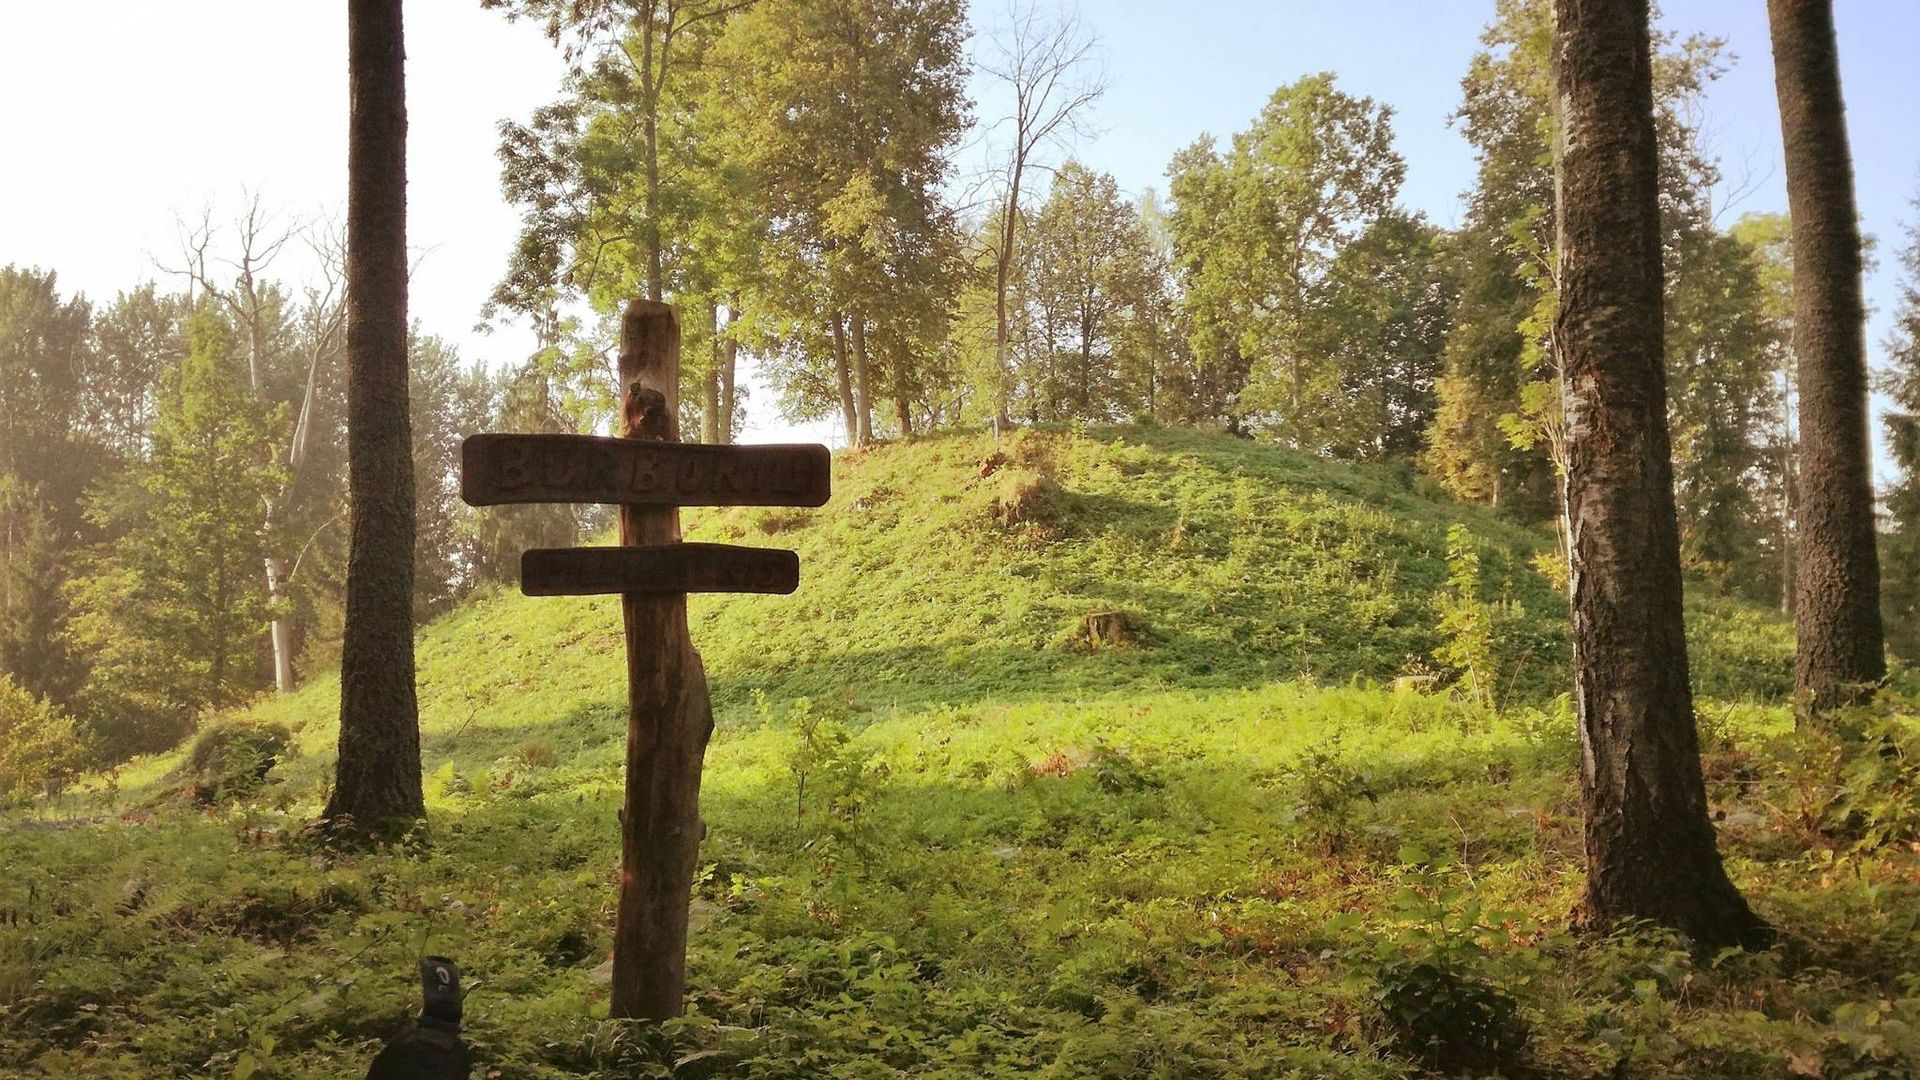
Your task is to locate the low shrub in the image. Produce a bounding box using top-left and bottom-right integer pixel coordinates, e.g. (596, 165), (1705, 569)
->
(1373, 851), (1533, 1074)
(179, 719), (293, 805)
(0, 674), (91, 803)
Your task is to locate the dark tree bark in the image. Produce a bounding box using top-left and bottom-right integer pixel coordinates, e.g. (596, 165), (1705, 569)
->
(324, 0), (424, 833)
(1553, 0), (1768, 950)
(1768, 0), (1884, 715)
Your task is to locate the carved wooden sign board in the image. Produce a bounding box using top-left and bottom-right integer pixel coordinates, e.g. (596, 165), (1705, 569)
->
(462, 436), (828, 595)
(463, 433), (830, 509)
(458, 300), (829, 1021)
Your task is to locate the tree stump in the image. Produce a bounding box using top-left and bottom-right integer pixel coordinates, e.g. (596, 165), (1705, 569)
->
(1082, 611), (1134, 649)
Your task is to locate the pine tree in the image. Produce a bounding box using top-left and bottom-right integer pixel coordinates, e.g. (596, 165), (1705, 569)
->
(0, 478), (77, 704)
(66, 312), (285, 756)
(1878, 202), (1920, 660)
(1768, 0), (1885, 713)
(326, 0), (424, 834)
(0, 267), (108, 707)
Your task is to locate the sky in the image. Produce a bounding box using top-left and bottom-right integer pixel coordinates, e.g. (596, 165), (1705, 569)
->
(2, 1), (1916, 458)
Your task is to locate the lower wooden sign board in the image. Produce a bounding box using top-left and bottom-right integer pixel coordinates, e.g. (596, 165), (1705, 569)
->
(463, 433), (831, 508)
(521, 542), (800, 597)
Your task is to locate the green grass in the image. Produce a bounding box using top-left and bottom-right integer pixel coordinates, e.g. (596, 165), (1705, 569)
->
(9, 425), (1912, 1079)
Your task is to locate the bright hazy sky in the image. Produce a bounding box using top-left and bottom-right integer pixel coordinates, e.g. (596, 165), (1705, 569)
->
(3, 2), (1917, 453)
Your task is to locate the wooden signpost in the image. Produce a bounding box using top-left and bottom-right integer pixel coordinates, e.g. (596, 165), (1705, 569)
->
(460, 299), (830, 1020)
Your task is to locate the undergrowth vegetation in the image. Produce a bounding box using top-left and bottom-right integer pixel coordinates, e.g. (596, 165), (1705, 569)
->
(5, 427), (1910, 1078)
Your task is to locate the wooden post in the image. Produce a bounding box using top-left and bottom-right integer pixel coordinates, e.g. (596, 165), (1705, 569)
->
(610, 299), (713, 1019)
(458, 298), (827, 1017)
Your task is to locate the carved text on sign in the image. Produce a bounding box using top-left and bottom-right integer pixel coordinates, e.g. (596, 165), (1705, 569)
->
(521, 543), (801, 597)
(461, 434), (832, 508)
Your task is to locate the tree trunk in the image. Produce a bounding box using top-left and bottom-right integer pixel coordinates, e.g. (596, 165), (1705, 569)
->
(718, 311), (738, 445)
(893, 346), (914, 439)
(1768, 0), (1884, 714)
(1780, 419), (1797, 615)
(700, 371), (720, 444)
(993, 170), (1022, 434)
(830, 314), (857, 448)
(1080, 292), (1095, 417)
(700, 304), (722, 445)
(268, 340), (328, 693)
(609, 300), (713, 1020)
(850, 310), (875, 446)
(641, 17), (664, 303)
(325, 0), (424, 834)
(1553, 0), (1767, 950)
(265, 557), (296, 690)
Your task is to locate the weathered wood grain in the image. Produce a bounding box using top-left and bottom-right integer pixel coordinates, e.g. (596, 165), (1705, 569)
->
(460, 434), (830, 508)
(520, 543), (799, 596)
(452, 298), (827, 1022)
(608, 300), (712, 1022)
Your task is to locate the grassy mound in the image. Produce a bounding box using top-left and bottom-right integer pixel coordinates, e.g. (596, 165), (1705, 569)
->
(8, 426), (1882, 1080)
(253, 425), (1779, 781)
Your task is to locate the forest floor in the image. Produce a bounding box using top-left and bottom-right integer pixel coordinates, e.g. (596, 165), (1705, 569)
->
(4, 427), (1916, 1078)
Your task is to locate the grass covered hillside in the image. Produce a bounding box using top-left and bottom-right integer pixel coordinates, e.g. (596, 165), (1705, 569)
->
(226, 424), (1782, 775)
(17, 427), (1920, 1080)
(303, 423), (1773, 750)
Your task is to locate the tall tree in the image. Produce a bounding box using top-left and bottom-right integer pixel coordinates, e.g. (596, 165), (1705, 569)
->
(488, 0), (753, 304)
(1427, 0), (1737, 525)
(1767, 0), (1884, 713)
(164, 202), (331, 694)
(83, 283), (185, 458)
(1665, 227), (1785, 594)
(1163, 141), (1255, 429)
(979, 1), (1104, 433)
(1424, 0), (1558, 512)
(1115, 189), (1191, 424)
(470, 358), (584, 584)
(707, 0), (969, 446)
(1729, 211), (1801, 614)
(1879, 199), (1920, 660)
(488, 0), (759, 446)
(1304, 212), (1457, 460)
(409, 333), (494, 617)
(0, 267), (92, 506)
(0, 267), (98, 705)
(1553, 0), (1766, 949)
(1165, 74), (1404, 446)
(325, 0), (424, 833)
(0, 477), (75, 706)
(1017, 161), (1153, 421)
(65, 313), (285, 757)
